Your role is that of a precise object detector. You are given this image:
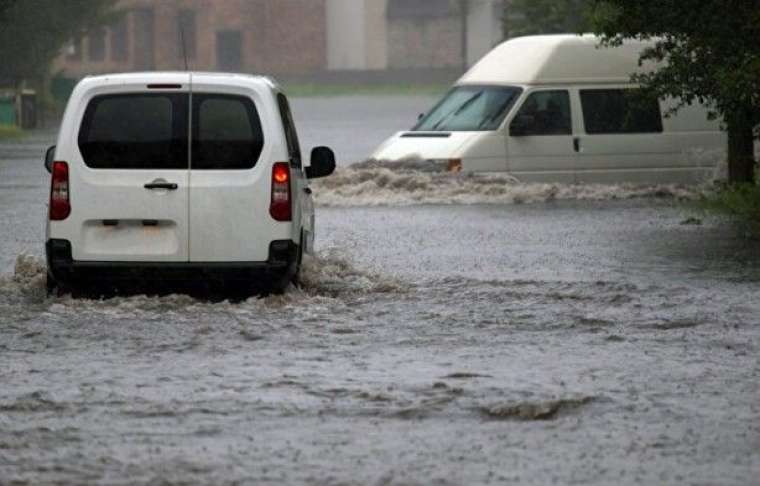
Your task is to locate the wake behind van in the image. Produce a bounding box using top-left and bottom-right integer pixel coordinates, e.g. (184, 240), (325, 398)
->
(371, 35), (726, 184)
(44, 72), (335, 296)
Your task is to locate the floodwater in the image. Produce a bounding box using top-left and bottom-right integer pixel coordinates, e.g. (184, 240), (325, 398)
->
(1, 96), (759, 485)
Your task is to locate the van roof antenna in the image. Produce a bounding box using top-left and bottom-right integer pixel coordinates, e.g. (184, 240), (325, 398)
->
(179, 24), (189, 71)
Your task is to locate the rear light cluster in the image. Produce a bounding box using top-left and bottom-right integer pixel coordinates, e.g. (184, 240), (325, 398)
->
(49, 161), (71, 221)
(269, 162), (292, 221)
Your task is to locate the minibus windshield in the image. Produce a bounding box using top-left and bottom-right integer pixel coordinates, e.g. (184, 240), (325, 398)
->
(413, 85), (522, 132)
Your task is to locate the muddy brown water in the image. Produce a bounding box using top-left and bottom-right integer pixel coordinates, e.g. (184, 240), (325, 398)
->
(1, 97), (759, 485)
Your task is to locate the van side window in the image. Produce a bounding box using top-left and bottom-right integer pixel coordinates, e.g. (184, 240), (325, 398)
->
(580, 89), (663, 134)
(277, 93), (302, 168)
(192, 94), (264, 170)
(78, 94), (188, 170)
(510, 91), (572, 136)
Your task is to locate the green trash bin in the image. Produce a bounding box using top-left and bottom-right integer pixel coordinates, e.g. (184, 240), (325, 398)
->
(0, 95), (15, 126)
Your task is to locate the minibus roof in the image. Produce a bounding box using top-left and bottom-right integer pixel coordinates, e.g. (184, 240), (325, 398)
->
(458, 34), (656, 86)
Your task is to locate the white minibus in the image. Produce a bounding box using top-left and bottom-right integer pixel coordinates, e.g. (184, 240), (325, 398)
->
(372, 35), (725, 184)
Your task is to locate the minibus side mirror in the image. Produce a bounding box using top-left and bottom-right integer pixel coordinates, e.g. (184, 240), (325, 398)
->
(44, 145), (56, 173)
(306, 146), (336, 179)
(510, 115), (534, 137)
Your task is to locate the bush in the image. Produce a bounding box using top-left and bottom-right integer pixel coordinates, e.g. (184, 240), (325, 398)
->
(703, 183), (760, 236)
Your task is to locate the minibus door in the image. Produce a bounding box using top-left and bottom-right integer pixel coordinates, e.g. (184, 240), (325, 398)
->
(506, 89), (577, 183)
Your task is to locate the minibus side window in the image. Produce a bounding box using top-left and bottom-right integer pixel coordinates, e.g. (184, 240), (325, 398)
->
(191, 94), (264, 170)
(510, 91), (572, 136)
(580, 89), (663, 134)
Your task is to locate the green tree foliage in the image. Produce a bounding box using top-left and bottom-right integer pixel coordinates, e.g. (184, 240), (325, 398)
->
(0, 0), (119, 87)
(503, 0), (595, 38)
(592, 0), (760, 183)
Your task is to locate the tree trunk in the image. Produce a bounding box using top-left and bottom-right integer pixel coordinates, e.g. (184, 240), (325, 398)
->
(726, 110), (756, 184)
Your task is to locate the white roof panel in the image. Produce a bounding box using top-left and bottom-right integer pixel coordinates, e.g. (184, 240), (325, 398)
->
(458, 35), (656, 86)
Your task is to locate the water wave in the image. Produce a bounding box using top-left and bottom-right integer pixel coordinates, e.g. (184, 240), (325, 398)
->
(0, 250), (404, 311)
(312, 163), (708, 207)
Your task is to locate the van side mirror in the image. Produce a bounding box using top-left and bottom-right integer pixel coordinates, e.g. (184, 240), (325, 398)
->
(306, 146), (336, 179)
(44, 145), (56, 173)
(510, 115), (534, 137)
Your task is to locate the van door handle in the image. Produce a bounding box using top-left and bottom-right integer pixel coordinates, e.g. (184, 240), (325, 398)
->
(303, 187), (313, 195)
(144, 182), (178, 190)
(573, 137), (581, 153)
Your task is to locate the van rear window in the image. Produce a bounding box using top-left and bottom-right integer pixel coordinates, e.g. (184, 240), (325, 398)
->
(191, 94), (264, 170)
(78, 94), (188, 169)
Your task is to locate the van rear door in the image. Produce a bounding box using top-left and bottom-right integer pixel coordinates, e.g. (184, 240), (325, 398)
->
(71, 85), (190, 262)
(187, 81), (274, 263)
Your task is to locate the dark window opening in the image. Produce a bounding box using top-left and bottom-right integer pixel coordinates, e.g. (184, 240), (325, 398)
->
(277, 94), (302, 168)
(110, 16), (128, 62)
(510, 90), (572, 136)
(177, 9), (197, 60)
(216, 30), (242, 72)
(387, 0), (454, 19)
(88, 28), (106, 62)
(192, 94), (263, 170)
(580, 89), (663, 134)
(78, 94), (189, 170)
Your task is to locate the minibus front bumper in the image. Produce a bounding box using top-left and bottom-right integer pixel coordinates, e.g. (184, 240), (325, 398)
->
(45, 239), (298, 294)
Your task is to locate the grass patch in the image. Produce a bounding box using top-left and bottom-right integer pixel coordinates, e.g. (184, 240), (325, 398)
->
(0, 125), (24, 140)
(280, 83), (448, 98)
(701, 183), (760, 236)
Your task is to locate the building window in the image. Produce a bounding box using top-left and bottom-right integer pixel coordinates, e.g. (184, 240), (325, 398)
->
(178, 9), (197, 60)
(110, 16), (128, 62)
(88, 28), (106, 62)
(216, 30), (242, 72)
(386, 0), (453, 19)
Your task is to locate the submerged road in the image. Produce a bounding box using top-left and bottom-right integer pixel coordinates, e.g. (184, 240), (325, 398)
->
(1, 96), (759, 485)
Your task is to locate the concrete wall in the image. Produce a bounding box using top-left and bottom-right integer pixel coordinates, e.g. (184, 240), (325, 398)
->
(326, 0), (388, 70)
(466, 0), (504, 66)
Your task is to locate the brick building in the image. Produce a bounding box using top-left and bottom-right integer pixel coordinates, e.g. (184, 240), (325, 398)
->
(53, 0), (504, 80)
(54, 0), (327, 78)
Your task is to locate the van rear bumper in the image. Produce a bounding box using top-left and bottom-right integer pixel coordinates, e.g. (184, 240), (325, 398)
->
(46, 239), (298, 293)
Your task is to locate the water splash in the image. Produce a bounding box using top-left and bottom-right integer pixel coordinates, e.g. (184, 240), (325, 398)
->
(312, 164), (710, 207)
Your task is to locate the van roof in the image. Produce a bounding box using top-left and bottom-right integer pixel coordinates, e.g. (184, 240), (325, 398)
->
(76, 71), (281, 91)
(458, 34), (656, 86)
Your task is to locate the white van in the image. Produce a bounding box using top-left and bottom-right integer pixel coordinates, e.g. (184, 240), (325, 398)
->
(44, 72), (335, 295)
(372, 35), (726, 184)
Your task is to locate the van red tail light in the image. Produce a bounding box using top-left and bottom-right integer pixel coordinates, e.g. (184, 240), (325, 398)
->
(49, 161), (71, 221)
(270, 162), (292, 221)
